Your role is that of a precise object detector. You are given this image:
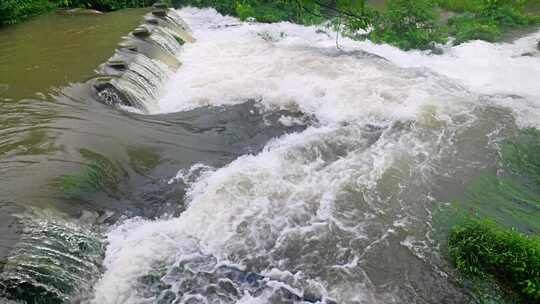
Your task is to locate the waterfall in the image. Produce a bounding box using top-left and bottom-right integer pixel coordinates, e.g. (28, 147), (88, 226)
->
(87, 7), (540, 304)
(90, 7), (194, 113)
(0, 210), (103, 303)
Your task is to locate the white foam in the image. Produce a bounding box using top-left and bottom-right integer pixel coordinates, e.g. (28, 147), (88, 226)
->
(92, 8), (540, 303)
(157, 8), (477, 126)
(157, 8), (540, 127)
(92, 122), (443, 303)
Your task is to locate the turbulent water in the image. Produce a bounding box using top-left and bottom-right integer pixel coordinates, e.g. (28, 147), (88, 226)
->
(1, 6), (540, 304)
(90, 8), (540, 304)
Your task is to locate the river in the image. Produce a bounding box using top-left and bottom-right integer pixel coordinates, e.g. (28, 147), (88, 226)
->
(0, 6), (539, 304)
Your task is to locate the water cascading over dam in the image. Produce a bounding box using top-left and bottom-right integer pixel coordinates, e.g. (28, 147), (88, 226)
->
(89, 3), (194, 113)
(0, 3), (539, 304)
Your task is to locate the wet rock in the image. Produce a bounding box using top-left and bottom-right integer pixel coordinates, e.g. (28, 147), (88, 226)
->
(118, 42), (138, 52)
(133, 26), (152, 38)
(157, 290), (176, 304)
(145, 17), (160, 25)
(92, 77), (134, 107)
(431, 47), (444, 55)
(152, 9), (169, 18)
(106, 60), (128, 70)
(537, 40), (540, 51)
(61, 8), (103, 15)
(521, 52), (534, 57)
(153, 2), (169, 9)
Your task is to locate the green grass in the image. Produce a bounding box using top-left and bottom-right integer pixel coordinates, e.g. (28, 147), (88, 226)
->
(449, 217), (540, 303)
(437, 0), (481, 12)
(446, 128), (540, 302)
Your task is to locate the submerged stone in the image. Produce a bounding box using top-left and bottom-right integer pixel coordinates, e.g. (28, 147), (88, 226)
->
(145, 17), (160, 25)
(60, 8), (103, 15)
(152, 9), (169, 18)
(93, 77), (134, 108)
(133, 26), (152, 38)
(118, 42), (138, 52)
(153, 2), (169, 9)
(106, 60), (128, 70)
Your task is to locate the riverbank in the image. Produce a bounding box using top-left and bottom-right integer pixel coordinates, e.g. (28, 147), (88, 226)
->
(1, 3), (539, 304)
(0, 0), (166, 26)
(173, 0), (540, 50)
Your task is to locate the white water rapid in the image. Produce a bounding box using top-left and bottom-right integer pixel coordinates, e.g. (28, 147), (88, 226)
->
(89, 7), (540, 304)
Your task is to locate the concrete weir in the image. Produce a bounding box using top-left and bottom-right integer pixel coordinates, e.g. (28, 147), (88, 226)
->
(89, 2), (194, 112)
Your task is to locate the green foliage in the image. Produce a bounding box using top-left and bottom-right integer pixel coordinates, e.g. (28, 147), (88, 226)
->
(369, 0), (446, 50)
(437, 0), (481, 12)
(448, 14), (501, 44)
(235, 2), (256, 20)
(0, 0), (56, 26)
(443, 0), (539, 45)
(449, 217), (540, 302)
(0, 0), (165, 26)
(447, 128), (540, 301)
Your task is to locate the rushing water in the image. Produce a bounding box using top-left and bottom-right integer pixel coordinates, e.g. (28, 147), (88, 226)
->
(1, 6), (540, 304)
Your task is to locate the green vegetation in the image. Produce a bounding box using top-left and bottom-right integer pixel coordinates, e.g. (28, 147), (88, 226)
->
(175, 0), (539, 50)
(449, 217), (540, 303)
(0, 0), (165, 26)
(4, 0), (539, 49)
(56, 149), (124, 199)
(369, 0), (446, 50)
(446, 128), (540, 302)
(443, 0), (540, 45)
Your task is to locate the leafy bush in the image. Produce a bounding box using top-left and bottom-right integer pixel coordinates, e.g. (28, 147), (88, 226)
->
(437, 0), (481, 12)
(449, 217), (540, 302)
(0, 0), (56, 26)
(369, 0), (446, 50)
(442, 0), (539, 45)
(447, 13), (501, 44)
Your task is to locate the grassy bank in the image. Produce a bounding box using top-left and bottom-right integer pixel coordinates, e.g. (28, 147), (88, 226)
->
(440, 0), (540, 44)
(447, 127), (540, 302)
(449, 217), (540, 303)
(0, 0), (164, 26)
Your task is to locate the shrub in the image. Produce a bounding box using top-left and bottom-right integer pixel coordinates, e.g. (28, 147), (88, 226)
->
(449, 217), (540, 302)
(437, 0), (481, 12)
(369, 0), (446, 50)
(0, 0), (56, 26)
(447, 14), (501, 44)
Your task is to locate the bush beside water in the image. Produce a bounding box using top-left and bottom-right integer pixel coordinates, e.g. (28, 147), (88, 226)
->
(3, 0), (539, 49)
(0, 0), (166, 26)
(447, 127), (540, 303)
(449, 217), (540, 302)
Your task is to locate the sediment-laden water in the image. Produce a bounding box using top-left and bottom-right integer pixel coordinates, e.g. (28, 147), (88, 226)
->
(1, 6), (539, 304)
